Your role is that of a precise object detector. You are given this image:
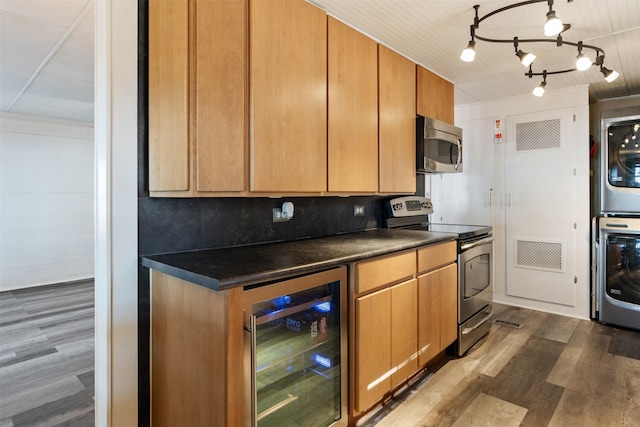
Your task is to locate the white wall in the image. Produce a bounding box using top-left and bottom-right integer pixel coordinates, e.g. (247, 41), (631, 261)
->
(0, 113), (94, 291)
(455, 85), (591, 319)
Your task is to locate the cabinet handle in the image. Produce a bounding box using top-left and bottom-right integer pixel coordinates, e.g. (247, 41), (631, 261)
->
(508, 192), (512, 207)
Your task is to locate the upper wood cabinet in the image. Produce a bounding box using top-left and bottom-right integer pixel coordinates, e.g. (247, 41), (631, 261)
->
(148, 1), (452, 197)
(195, 0), (247, 192)
(379, 45), (416, 194)
(149, 0), (248, 195)
(327, 17), (378, 193)
(250, 0), (327, 193)
(149, 0), (189, 192)
(416, 65), (454, 125)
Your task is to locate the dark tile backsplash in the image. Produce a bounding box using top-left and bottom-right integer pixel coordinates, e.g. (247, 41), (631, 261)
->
(139, 196), (383, 256)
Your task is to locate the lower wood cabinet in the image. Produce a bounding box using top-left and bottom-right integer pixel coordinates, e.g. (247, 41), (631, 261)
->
(390, 279), (418, 388)
(354, 287), (391, 412)
(351, 242), (456, 419)
(353, 278), (417, 413)
(150, 271), (244, 427)
(417, 263), (457, 366)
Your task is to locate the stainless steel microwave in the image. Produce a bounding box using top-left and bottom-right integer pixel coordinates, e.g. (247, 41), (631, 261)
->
(416, 116), (463, 173)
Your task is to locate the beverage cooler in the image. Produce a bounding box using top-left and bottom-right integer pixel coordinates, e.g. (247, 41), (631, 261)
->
(243, 267), (348, 427)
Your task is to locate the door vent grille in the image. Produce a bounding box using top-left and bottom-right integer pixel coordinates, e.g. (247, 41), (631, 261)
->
(516, 119), (561, 151)
(515, 239), (563, 272)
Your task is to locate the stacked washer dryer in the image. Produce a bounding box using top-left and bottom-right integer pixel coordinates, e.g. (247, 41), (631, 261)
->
(596, 107), (640, 330)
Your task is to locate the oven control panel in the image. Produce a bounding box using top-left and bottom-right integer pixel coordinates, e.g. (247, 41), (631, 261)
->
(386, 196), (433, 217)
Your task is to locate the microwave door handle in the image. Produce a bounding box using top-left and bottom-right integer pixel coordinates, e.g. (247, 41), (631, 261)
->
(454, 138), (462, 171)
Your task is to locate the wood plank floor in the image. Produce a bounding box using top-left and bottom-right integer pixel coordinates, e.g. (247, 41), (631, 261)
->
(0, 280), (94, 427)
(362, 303), (640, 427)
(2, 283), (639, 427)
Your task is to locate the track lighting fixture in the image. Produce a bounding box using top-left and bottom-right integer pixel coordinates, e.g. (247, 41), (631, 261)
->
(575, 42), (592, 71)
(461, 40), (476, 62)
(514, 38), (536, 67)
(544, 9), (563, 36)
(532, 71), (547, 96)
(516, 50), (536, 67)
(600, 66), (619, 83)
(461, 0), (620, 97)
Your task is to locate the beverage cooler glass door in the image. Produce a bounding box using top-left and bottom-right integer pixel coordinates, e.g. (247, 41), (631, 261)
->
(244, 267), (347, 427)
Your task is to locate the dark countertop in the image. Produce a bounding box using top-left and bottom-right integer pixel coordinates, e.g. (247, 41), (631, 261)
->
(141, 228), (457, 290)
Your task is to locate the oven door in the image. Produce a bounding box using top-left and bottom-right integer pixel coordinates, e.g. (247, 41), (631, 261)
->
(458, 237), (493, 323)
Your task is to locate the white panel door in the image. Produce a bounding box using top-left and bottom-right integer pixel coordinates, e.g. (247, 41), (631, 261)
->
(505, 109), (575, 306)
(430, 117), (495, 226)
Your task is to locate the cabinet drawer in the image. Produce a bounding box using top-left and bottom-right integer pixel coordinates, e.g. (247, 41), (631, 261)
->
(356, 251), (416, 294)
(417, 241), (456, 274)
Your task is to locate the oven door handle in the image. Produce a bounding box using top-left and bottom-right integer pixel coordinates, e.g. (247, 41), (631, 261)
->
(460, 237), (494, 251)
(461, 310), (493, 335)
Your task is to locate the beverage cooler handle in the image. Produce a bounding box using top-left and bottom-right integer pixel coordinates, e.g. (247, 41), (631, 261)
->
(251, 315), (258, 426)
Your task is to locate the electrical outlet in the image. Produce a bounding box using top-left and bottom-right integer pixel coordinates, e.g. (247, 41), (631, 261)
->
(354, 205), (365, 216)
(273, 208), (288, 223)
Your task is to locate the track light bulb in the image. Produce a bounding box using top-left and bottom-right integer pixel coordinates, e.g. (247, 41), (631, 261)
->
(576, 53), (592, 71)
(544, 11), (563, 36)
(516, 50), (536, 67)
(461, 40), (476, 62)
(600, 67), (619, 83)
(532, 81), (546, 97)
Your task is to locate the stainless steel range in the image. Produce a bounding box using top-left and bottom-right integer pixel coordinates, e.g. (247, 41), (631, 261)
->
(385, 196), (494, 356)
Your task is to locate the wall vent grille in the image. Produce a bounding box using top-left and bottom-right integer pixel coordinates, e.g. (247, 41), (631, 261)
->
(516, 119), (561, 151)
(515, 239), (563, 272)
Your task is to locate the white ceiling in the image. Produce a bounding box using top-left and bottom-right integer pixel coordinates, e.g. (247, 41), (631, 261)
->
(0, 0), (638, 124)
(0, 0), (94, 123)
(312, 0), (640, 105)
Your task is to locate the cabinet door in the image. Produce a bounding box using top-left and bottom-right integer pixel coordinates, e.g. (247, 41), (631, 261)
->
(437, 77), (454, 125)
(416, 65), (454, 125)
(250, 0), (327, 192)
(149, 0), (189, 192)
(355, 288), (391, 413)
(416, 66), (438, 121)
(390, 279), (418, 388)
(327, 17), (378, 193)
(439, 263), (458, 349)
(379, 45), (416, 194)
(417, 269), (440, 366)
(196, 0), (247, 192)
(418, 263), (458, 366)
